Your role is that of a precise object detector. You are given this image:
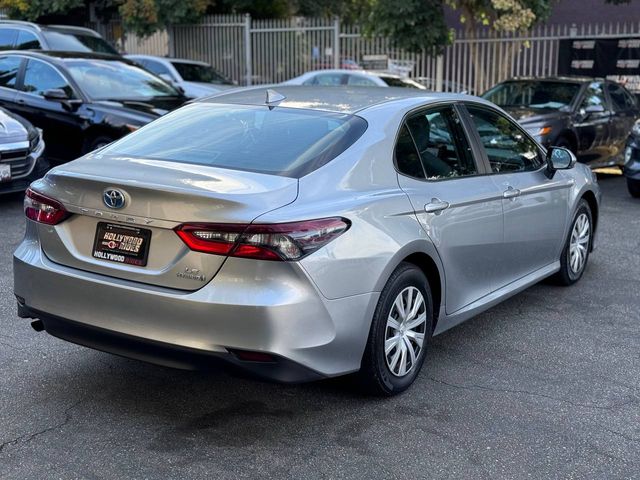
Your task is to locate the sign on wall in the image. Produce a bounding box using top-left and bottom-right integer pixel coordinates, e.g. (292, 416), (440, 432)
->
(558, 37), (640, 92)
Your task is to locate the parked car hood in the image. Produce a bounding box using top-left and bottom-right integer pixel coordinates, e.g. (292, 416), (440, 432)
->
(502, 106), (569, 125)
(0, 107), (34, 142)
(91, 96), (187, 119)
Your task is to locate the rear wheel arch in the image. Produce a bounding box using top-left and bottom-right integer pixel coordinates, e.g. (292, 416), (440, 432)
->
(402, 252), (442, 330)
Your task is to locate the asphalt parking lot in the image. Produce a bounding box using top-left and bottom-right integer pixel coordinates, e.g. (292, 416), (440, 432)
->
(0, 174), (638, 479)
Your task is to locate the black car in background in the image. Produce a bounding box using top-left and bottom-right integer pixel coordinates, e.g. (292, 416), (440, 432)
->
(0, 51), (187, 165)
(623, 121), (640, 197)
(0, 21), (119, 55)
(0, 106), (47, 194)
(482, 77), (640, 168)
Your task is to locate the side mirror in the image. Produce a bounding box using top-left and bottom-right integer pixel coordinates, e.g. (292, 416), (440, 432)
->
(545, 146), (577, 178)
(43, 88), (69, 101)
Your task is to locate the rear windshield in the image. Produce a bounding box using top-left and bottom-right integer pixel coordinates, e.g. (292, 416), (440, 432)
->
(101, 103), (368, 178)
(42, 31), (119, 55)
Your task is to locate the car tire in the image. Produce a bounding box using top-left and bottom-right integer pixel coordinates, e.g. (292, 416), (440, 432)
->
(358, 262), (433, 396)
(83, 135), (115, 154)
(552, 199), (592, 286)
(627, 178), (640, 198)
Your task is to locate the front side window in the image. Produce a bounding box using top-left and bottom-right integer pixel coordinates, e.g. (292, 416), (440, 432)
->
(467, 105), (544, 173)
(580, 82), (606, 110)
(396, 106), (476, 180)
(0, 56), (21, 89)
(22, 59), (74, 98)
(100, 103), (368, 178)
(66, 59), (179, 100)
(16, 31), (41, 50)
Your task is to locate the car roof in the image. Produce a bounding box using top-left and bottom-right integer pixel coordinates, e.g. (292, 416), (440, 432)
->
(126, 54), (209, 66)
(202, 85), (478, 114)
(502, 76), (604, 84)
(2, 50), (128, 63)
(0, 20), (100, 37)
(300, 69), (402, 79)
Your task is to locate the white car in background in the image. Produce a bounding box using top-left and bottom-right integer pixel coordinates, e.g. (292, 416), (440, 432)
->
(126, 55), (235, 98)
(284, 69), (427, 89)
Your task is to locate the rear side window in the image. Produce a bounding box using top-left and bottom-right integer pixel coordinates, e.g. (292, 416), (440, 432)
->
(100, 103), (368, 178)
(40, 31), (118, 55)
(0, 56), (21, 89)
(16, 31), (41, 50)
(396, 106), (476, 180)
(304, 74), (344, 86)
(608, 83), (635, 111)
(0, 28), (17, 49)
(144, 59), (172, 77)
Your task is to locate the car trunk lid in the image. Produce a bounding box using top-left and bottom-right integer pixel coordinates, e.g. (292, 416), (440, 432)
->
(31, 154), (298, 290)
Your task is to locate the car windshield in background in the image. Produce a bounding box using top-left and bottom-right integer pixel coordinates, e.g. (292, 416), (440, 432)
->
(171, 62), (232, 84)
(100, 103), (368, 178)
(482, 81), (581, 110)
(41, 31), (119, 55)
(66, 59), (180, 100)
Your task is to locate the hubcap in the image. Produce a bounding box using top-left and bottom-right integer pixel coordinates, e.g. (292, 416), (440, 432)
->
(569, 213), (590, 275)
(384, 286), (427, 377)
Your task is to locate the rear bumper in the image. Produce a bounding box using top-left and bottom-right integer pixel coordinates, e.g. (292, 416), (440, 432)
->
(13, 226), (377, 381)
(19, 306), (324, 382)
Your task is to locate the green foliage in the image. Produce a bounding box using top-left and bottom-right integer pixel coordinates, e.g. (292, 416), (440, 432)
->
(364, 0), (451, 53)
(0, 0), (86, 20)
(119, 0), (212, 36)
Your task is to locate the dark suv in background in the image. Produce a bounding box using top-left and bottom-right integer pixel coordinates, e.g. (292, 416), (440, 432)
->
(483, 77), (639, 168)
(0, 20), (118, 55)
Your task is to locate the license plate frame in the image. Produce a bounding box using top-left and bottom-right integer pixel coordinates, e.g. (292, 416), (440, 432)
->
(0, 164), (11, 183)
(92, 222), (152, 267)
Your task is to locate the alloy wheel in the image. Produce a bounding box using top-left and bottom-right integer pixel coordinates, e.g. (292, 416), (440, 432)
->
(569, 213), (590, 275)
(384, 286), (427, 377)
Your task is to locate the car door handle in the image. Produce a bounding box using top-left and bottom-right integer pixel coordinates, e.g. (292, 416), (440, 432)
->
(424, 198), (450, 214)
(503, 186), (521, 199)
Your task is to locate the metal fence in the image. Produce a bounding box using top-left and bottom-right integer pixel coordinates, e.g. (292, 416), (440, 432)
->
(116, 16), (640, 93)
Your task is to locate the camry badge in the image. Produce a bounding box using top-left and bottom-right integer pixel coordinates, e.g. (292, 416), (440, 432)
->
(103, 189), (126, 209)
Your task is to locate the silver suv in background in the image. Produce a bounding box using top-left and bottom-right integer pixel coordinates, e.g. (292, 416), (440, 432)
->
(126, 55), (235, 99)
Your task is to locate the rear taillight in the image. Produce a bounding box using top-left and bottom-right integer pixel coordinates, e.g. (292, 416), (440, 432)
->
(175, 217), (350, 261)
(24, 188), (69, 225)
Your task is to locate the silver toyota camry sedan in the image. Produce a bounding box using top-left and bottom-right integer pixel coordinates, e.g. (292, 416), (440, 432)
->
(13, 87), (601, 395)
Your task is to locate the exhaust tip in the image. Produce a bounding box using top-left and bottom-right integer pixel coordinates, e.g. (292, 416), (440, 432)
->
(31, 320), (45, 332)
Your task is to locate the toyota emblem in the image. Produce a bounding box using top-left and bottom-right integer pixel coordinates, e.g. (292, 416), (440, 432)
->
(103, 189), (126, 209)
